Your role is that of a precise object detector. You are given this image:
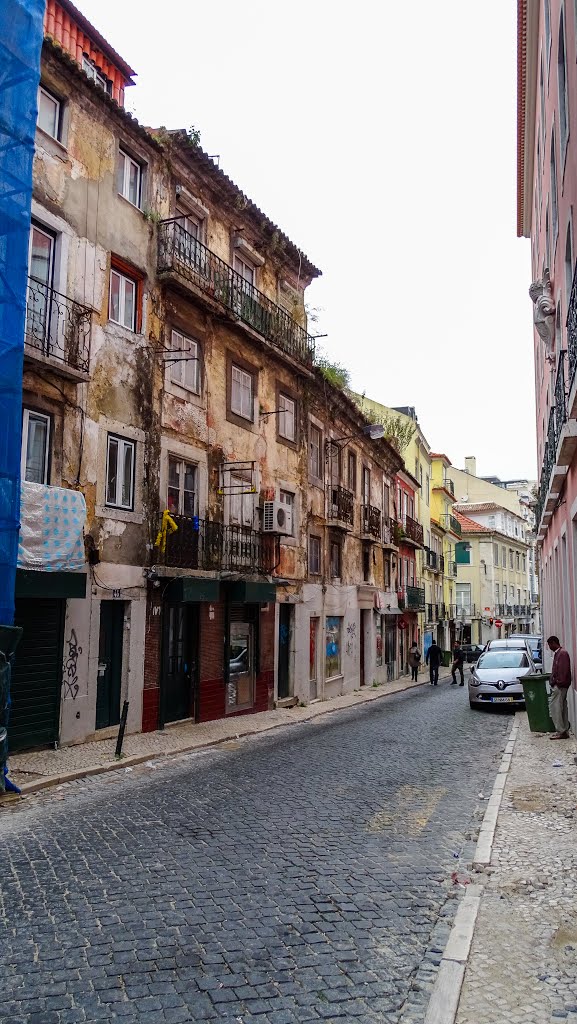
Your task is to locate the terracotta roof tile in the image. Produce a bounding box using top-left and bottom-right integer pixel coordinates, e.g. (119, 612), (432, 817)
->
(453, 510), (491, 533)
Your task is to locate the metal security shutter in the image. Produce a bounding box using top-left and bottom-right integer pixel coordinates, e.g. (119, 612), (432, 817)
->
(9, 598), (64, 751)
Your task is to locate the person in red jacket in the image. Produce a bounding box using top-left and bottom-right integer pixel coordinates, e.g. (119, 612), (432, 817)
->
(547, 636), (571, 739)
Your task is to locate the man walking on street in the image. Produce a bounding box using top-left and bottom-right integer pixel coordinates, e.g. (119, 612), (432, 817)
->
(451, 643), (465, 686)
(547, 636), (571, 739)
(426, 641), (442, 685)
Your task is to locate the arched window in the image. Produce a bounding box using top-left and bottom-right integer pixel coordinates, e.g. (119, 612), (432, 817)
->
(558, 10), (569, 156)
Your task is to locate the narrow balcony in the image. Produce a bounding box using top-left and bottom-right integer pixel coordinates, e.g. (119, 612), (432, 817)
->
(158, 515), (279, 575)
(158, 220), (315, 369)
(24, 276), (92, 379)
(444, 477), (455, 497)
(329, 485), (354, 529)
(361, 504), (381, 539)
(406, 584), (426, 611)
(440, 554), (445, 573)
(447, 514), (462, 537)
(398, 514), (424, 548)
(424, 548), (438, 571)
(536, 351), (577, 538)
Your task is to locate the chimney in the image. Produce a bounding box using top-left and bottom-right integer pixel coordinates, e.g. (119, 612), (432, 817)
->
(465, 456), (476, 476)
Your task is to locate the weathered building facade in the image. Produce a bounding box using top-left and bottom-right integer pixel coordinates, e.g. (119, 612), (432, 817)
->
(10, 0), (410, 751)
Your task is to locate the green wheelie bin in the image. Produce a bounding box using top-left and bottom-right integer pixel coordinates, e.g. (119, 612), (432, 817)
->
(521, 672), (556, 732)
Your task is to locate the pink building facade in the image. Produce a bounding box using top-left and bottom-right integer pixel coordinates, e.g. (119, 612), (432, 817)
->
(518, 0), (577, 719)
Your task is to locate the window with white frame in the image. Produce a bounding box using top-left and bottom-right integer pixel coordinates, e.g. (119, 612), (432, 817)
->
(37, 86), (61, 140)
(82, 56), (111, 93)
(550, 131), (558, 244)
(493, 543), (499, 565)
(231, 364), (253, 420)
(106, 434), (135, 510)
(509, 549), (514, 569)
(170, 329), (200, 394)
(117, 149), (142, 208)
(495, 583), (500, 605)
(21, 409), (50, 484)
(109, 267), (137, 330)
(233, 253), (255, 290)
(309, 535), (321, 575)
(177, 208), (202, 240)
(167, 456), (197, 516)
(278, 392), (296, 441)
(309, 423), (322, 479)
(279, 489), (294, 535)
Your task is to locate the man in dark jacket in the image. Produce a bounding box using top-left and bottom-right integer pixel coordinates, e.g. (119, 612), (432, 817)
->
(547, 636), (571, 739)
(426, 642), (442, 685)
(451, 644), (465, 686)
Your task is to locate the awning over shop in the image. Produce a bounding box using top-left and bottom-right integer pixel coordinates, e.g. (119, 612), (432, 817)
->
(227, 581), (277, 603)
(15, 569), (86, 599)
(176, 578), (220, 603)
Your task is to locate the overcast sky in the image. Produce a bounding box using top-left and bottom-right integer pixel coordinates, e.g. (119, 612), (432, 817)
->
(80, 0), (535, 481)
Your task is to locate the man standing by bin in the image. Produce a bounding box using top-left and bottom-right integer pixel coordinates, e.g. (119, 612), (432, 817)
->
(426, 641), (442, 685)
(547, 636), (571, 739)
(451, 643), (465, 686)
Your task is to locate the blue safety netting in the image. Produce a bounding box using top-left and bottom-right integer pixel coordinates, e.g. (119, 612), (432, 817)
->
(0, 0), (45, 627)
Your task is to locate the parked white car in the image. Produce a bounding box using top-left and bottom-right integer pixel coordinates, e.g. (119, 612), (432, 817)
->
(468, 646), (536, 709)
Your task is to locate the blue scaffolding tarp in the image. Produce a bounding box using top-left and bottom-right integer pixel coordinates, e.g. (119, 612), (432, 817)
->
(0, 0), (45, 626)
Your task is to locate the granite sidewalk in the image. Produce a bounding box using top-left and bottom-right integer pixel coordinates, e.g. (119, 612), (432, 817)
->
(425, 710), (577, 1024)
(5, 670), (450, 795)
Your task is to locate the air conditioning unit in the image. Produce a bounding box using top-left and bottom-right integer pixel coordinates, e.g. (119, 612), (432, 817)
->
(263, 500), (293, 535)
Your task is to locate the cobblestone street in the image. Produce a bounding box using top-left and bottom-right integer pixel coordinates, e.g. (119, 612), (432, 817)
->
(0, 683), (511, 1024)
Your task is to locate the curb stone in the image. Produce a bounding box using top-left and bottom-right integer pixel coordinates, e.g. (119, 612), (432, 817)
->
(423, 716), (520, 1024)
(5, 676), (435, 798)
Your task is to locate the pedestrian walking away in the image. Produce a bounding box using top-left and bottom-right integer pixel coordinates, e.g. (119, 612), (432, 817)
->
(426, 640), (443, 685)
(547, 635), (571, 739)
(408, 642), (421, 682)
(451, 643), (465, 686)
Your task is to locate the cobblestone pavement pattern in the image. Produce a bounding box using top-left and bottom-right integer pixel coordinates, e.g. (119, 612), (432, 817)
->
(0, 684), (510, 1024)
(456, 717), (577, 1024)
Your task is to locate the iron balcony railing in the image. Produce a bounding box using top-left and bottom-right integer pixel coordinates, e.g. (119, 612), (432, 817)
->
(361, 504), (381, 538)
(158, 220), (315, 368)
(568, 267), (577, 392)
(537, 353), (568, 529)
(448, 514), (462, 537)
(427, 602), (441, 622)
(425, 548), (438, 570)
(401, 514), (424, 546)
(444, 477), (455, 497)
(159, 515), (279, 574)
(329, 485), (354, 526)
(25, 276), (91, 373)
(406, 584), (426, 610)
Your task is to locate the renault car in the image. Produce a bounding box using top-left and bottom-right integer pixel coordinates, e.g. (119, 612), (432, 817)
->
(468, 646), (535, 709)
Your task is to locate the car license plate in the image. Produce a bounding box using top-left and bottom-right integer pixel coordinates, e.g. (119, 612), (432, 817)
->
(492, 696), (514, 703)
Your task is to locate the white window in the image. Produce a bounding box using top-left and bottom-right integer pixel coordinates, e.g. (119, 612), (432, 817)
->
(309, 536), (321, 575)
(83, 56), (110, 93)
(550, 132), (558, 244)
(558, 11), (569, 157)
(231, 364), (253, 420)
(37, 86), (60, 140)
(229, 470), (254, 527)
(279, 489), (294, 535)
(456, 583), (471, 613)
(493, 543), (499, 566)
(167, 456), (197, 516)
(309, 424), (322, 479)
(106, 434), (135, 510)
(117, 149), (142, 208)
(233, 253), (255, 290)
(278, 393), (296, 441)
(21, 409), (50, 484)
(109, 268), (137, 330)
(177, 209), (202, 240)
(170, 329), (200, 394)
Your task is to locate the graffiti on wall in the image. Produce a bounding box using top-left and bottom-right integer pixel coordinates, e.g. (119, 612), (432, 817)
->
(63, 628), (82, 700)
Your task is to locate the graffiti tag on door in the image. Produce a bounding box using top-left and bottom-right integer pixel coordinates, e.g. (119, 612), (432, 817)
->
(63, 629), (82, 700)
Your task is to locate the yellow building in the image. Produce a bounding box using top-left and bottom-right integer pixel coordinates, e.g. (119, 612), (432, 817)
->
(429, 454), (460, 651)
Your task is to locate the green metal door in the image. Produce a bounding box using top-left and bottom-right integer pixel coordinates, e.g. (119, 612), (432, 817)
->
(9, 598), (64, 751)
(96, 602), (124, 729)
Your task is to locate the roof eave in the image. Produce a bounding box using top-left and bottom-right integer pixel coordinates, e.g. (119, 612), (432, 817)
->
(517, 0), (540, 238)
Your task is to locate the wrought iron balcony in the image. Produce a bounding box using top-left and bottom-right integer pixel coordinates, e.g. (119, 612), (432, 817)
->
(361, 504), (381, 538)
(444, 477), (455, 497)
(427, 602), (440, 622)
(406, 584), (426, 610)
(536, 352), (573, 534)
(568, 267), (577, 393)
(425, 548), (438, 571)
(440, 554), (445, 573)
(25, 276), (91, 375)
(448, 514), (462, 537)
(329, 485), (354, 527)
(399, 514), (424, 547)
(158, 515), (279, 574)
(450, 561), (457, 576)
(158, 220), (314, 368)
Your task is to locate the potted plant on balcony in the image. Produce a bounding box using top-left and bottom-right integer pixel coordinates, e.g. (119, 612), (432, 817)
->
(393, 522), (405, 546)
